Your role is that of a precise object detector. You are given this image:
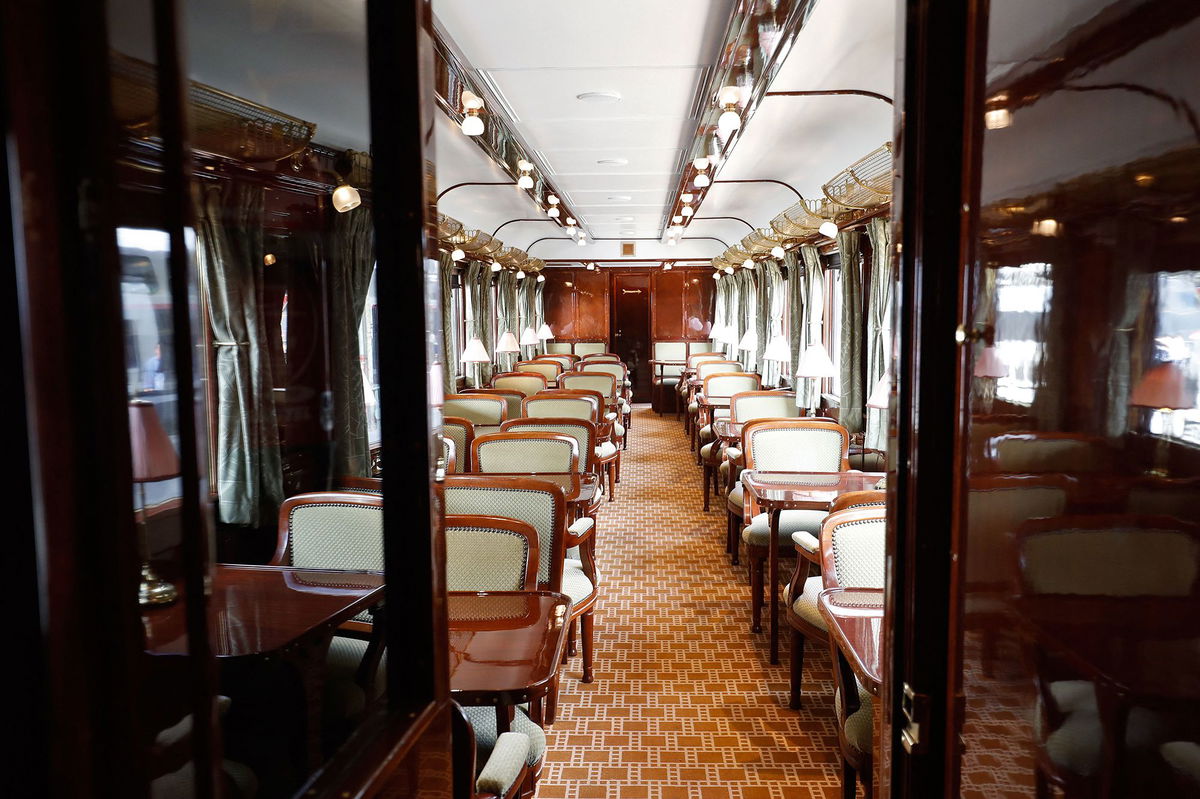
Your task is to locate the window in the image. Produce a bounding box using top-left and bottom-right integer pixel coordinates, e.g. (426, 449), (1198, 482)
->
(1150, 270), (1200, 444)
(994, 263), (1052, 405)
(359, 268), (381, 446)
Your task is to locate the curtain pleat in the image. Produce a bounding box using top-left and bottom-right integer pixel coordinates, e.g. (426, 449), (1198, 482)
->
(837, 230), (864, 433)
(496, 271), (519, 372)
(196, 182), (283, 526)
(785, 250), (805, 395)
(760, 260), (784, 388)
(439, 252), (457, 395)
(799, 245), (825, 409)
(865, 217), (894, 448)
(534, 280), (546, 357)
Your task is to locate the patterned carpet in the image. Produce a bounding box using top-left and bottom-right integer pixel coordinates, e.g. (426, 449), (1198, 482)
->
(540, 406), (853, 799)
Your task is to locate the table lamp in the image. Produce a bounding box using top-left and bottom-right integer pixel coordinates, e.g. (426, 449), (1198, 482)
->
(866, 374), (891, 409)
(496, 330), (520, 354)
(520, 327), (539, 347)
(796, 343), (836, 415)
(1130, 361), (1196, 476)
(460, 337), (491, 388)
(973, 346), (1008, 413)
(537, 323), (554, 341)
(129, 400), (180, 606)
(763, 334), (790, 363)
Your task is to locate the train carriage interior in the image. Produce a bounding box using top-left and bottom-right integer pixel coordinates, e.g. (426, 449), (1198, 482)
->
(5, 0), (1200, 797)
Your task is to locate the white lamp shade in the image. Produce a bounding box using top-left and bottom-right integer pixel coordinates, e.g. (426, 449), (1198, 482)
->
(718, 109), (741, 133)
(771, 246), (785, 259)
(1130, 362), (1196, 409)
(461, 114), (484, 136)
(519, 327), (539, 347)
(763, 335), (791, 362)
(795, 344), (836, 378)
(496, 331), (521, 353)
(866, 375), (891, 408)
(718, 325), (740, 345)
(973, 347), (1008, 378)
(537, 323), (554, 340)
(461, 337), (490, 363)
(737, 329), (758, 351)
(332, 184), (361, 213)
(819, 221), (839, 238)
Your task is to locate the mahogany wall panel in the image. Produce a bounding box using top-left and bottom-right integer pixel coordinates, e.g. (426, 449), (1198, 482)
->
(571, 269), (610, 341)
(543, 268), (577, 340)
(651, 270), (685, 339)
(682, 271), (715, 340)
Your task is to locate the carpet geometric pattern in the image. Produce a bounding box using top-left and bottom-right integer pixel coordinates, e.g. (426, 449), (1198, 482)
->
(540, 406), (853, 799)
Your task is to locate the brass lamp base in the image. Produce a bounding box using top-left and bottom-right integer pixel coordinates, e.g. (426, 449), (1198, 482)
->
(139, 563), (178, 606)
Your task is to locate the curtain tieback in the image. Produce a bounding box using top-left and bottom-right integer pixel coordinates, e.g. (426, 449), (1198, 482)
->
(213, 341), (250, 347)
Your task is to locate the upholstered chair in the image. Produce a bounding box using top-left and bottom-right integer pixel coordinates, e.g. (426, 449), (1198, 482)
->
(443, 475), (599, 689)
(784, 491), (885, 710)
(544, 341), (573, 354)
(472, 431), (579, 475)
(522, 395), (600, 423)
(445, 394), (508, 437)
(533, 354), (574, 374)
(445, 514), (540, 592)
(462, 388), (526, 422)
(738, 418), (849, 634)
(580, 361), (633, 433)
(984, 431), (1116, 474)
(516, 360), (562, 386)
(559, 372), (624, 478)
(502, 417), (612, 504)
(1015, 513), (1200, 796)
(492, 371), (548, 398)
(573, 342), (607, 356)
(677, 352), (728, 422)
(451, 701), (533, 799)
(717, 392), (801, 553)
(531, 389), (622, 480)
(443, 436), (457, 474)
(815, 506), (888, 799)
(694, 372), (759, 462)
(442, 417), (475, 473)
(651, 341), (687, 415)
(687, 360), (742, 445)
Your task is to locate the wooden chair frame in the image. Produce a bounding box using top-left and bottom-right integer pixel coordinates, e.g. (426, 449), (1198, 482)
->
(491, 371), (550, 397)
(462, 388), (526, 421)
(471, 431), (580, 476)
(444, 513), (541, 592)
(445, 394), (508, 425)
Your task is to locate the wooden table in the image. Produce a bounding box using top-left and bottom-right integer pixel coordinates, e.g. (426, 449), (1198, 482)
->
(817, 587), (884, 696)
(144, 565), (385, 770)
(448, 591), (571, 731)
(741, 470), (887, 663)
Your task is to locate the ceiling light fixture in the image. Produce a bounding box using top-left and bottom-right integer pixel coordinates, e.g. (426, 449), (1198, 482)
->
(516, 269), (526, 280)
(771, 245), (786, 259)
(724, 266), (734, 274)
(451, 248), (465, 261)
(713, 272), (721, 280)
(516, 159), (534, 189)
(672, 214), (683, 224)
(681, 205), (694, 217)
(717, 86), (741, 134)
(1031, 218), (1061, 237)
(984, 108), (1012, 130)
(577, 237), (586, 246)
(667, 238), (676, 246)
(819, 221), (839, 238)
(681, 193), (694, 203)
(490, 261), (502, 272)
(332, 183), (361, 213)
(566, 216), (576, 226)
(694, 172), (710, 188)
(742, 258), (755, 269)
(663, 262), (672, 270)
(693, 157), (709, 170)
(547, 206), (560, 218)
(460, 90), (485, 136)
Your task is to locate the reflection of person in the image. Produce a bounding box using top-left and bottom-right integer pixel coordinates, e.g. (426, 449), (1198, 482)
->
(142, 343), (163, 392)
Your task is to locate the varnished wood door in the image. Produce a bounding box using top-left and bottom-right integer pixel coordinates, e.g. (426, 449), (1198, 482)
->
(611, 273), (651, 402)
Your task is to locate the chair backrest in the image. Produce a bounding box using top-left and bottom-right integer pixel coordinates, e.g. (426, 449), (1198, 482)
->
(729, 390), (797, 421)
(819, 506), (888, 590)
(829, 490), (888, 514)
(689, 342), (719, 355)
(688, 352), (727, 369)
(534, 354), (574, 373)
(442, 436), (456, 473)
(332, 475), (382, 494)
(966, 474), (1072, 588)
(581, 353), (621, 363)
(462, 388), (525, 420)
(472, 431), (579, 474)
(533, 389), (605, 422)
(703, 373), (761, 399)
(491, 371), (548, 397)
(545, 342), (573, 354)
(742, 418), (850, 472)
(501, 418), (597, 472)
(516, 360), (562, 383)
(696, 360), (742, 380)
(559, 371), (617, 401)
(523, 395), (600, 423)
(653, 341), (687, 360)
(580, 362), (628, 385)
(444, 394), (506, 425)
(573, 342), (607, 356)
(443, 474), (568, 590)
(444, 514), (540, 591)
(271, 492), (383, 569)
(985, 432), (1116, 474)
(442, 417), (475, 473)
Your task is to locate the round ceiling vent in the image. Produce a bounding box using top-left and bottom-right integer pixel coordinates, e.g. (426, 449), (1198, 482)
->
(576, 91), (622, 103)
(596, 158), (629, 166)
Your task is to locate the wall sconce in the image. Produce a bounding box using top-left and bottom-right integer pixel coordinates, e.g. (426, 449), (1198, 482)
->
(460, 90), (485, 136)
(717, 86), (741, 133)
(451, 248), (466, 261)
(1031, 218), (1061, 237)
(693, 156), (711, 188)
(819, 220), (839, 238)
(672, 215), (683, 224)
(331, 150), (362, 213)
(516, 159), (534, 189)
(770, 245), (785, 259)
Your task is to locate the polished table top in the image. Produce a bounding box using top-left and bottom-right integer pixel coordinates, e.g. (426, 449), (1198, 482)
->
(818, 587), (885, 696)
(448, 591), (571, 706)
(741, 470), (887, 506)
(144, 565), (385, 657)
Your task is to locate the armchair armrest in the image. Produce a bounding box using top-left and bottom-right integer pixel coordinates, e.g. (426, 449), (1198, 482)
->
(476, 732), (532, 798)
(566, 516), (596, 547)
(791, 531), (821, 563)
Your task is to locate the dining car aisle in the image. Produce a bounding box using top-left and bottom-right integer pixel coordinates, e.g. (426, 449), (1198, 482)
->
(542, 406), (848, 799)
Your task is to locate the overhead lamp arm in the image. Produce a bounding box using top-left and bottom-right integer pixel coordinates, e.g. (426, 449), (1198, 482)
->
(693, 216), (755, 231)
(711, 178), (804, 201)
(524, 236), (730, 251)
(435, 180), (517, 202)
(491, 218), (558, 236)
(765, 88), (894, 105)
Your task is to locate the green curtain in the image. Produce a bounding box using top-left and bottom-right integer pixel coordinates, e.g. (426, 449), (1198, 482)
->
(519, 277), (538, 360)
(439, 252), (457, 395)
(715, 276), (732, 357)
(799, 244), (825, 410)
(837, 230), (864, 433)
(735, 269), (753, 367)
(496, 270), (519, 372)
(464, 261), (493, 387)
(785, 250), (805, 396)
(759, 260), (784, 388)
(865, 217), (893, 449)
(195, 182), (283, 526)
(328, 200), (377, 478)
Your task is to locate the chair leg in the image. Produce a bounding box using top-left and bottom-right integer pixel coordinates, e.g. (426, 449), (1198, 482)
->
(731, 518), (741, 565)
(580, 611), (595, 683)
(750, 553), (764, 633)
(841, 760), (857, 799)
(725, 512), (733, 553)
(607, 462), (616, 501)
(702, 465), (711, 512)
(789, 628), (805, 709)
(544, 676), (559, 725)
(615, 452), (622, 483)
(566, 618), (577, 657)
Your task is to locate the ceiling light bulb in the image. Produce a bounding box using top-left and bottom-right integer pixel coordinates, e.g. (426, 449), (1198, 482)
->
(516, 269), (526, 280)
(490, 261), (502, 272)
(1031, 218), (1061, 237)
(718, 108), (741, 133)
(681, 193), (694, 203)
(718, 86), (740, 107)
(667, 238), (676, 246)
(713, 272), (721, 280)
(586, 262), (595, 270)
(577, 237), (586, 246)
(577, 231), (586, 239)
(694, 173), (710, 188)
(263, 253), (277, 266)
(461, 90), (484, 111)
(566, 217), (576, 226)
(547, 206), (560, 218)
(724, 266), (734, 274)
(693, 157), (710, 170)
(663, 263), (672, 270)
(743, 258), (754, 269)
(548, 195), (559, 205)
(451, 248), (465, 261)
(819, 221), (839, 238)
(672, 215), (683, 224)
(984, 108), (1012, 130)
(771, 245), (785, 259)
(461, 112), (484, 136)
(517, 173), (534, 189)
(681, 205), (694, 217)
(517, 159), (533, 171)
(332, 184), (361, 213)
